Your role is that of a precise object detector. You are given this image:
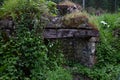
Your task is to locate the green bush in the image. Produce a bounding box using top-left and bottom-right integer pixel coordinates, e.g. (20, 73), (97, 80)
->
(97, 13), (120, 30)
(0, 32), (67, 79)
(46, 40), (65, 69)
(0, 1), (49, 76)
(46, 1), (58, 16)
(0, 0), (49, 18)
(70, 64), (120, 80)
(0, 32), (48, 80)
(0, 0), (68, 79)
(68, 13), (120, 80)
(93, 13), (120, 79)
(96, 13), (120, 66)
(114, 17), (120, 29)
(46, 67), (72, 80)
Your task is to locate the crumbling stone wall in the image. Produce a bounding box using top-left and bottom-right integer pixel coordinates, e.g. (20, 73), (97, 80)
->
(61, 37), (97, 67)
(43, 27), (99, 68)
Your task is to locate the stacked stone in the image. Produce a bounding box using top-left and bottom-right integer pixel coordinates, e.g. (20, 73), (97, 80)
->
(0, 18), (15, 42)
(44, 0), (99, 68)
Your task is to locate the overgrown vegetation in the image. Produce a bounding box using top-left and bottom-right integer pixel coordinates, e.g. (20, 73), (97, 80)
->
(46, 67), (72, 80)
(0, 0), (71, 80)
(0, 0), (120, 80)
(68, 13), (120, 80)
(62, 11), (98, 29)
(62, 11), (89, 27)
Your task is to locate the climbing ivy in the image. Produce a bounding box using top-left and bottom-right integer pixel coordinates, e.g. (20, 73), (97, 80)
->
(0, 0), (71, 80)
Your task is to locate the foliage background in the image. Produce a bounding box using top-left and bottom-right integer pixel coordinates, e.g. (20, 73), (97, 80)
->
(50, 0), (120, 12)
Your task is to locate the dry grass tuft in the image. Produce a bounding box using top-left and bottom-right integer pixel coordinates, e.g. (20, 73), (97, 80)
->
(62, 11), (89, 27)
(62, 11), (98, 30)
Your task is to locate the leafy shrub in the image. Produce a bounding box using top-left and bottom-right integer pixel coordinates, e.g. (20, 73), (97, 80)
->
(0, 0), (49, 80)
(0, 32), (66, 79)
(96, 13), (120, 66)
(114, 17), (120, 29)
(46, 67), (72, 80)
(0, 32), (48, 80)
(92, 13), (120, 79)
(0, 0), (67, 79)
(70, 64), (120, 80)
(46, 1), (58, 16)
(97, 13), (120, 30)
(68, 13), (120, 80)
(46, 40), (65, 69)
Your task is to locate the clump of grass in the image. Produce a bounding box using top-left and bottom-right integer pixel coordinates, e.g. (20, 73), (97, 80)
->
(88, 15), (99, 29)
(63, 11), (89, 19)
(62, 11), (88, 27)
(62, 11), (98, 29)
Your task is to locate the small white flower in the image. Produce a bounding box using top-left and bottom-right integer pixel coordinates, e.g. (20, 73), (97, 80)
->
(100, 21), (107, 25)
(49, 43), (54, 47)
(100, 21), (110, 28)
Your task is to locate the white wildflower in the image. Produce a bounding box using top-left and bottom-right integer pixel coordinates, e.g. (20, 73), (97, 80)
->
(100, 21), (107, 25)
